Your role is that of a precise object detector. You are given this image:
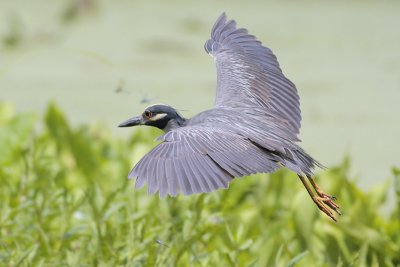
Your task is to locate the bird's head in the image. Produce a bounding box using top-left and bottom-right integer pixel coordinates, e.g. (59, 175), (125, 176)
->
(118, 104), (186, 132)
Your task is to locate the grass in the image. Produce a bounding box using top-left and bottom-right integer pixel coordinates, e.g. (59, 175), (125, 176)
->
(0, 102), (399, 266)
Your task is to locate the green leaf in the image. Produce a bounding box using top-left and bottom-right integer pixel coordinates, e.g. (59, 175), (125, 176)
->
(44, 102), (71, 148)
(0, 111), (36, 164)
(286, 251), (309, 267)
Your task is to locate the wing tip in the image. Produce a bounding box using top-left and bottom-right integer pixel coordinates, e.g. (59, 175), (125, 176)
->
(128, 168), (137, 179)
(216, 12), (228, 27)
(205, 12), (234, 55)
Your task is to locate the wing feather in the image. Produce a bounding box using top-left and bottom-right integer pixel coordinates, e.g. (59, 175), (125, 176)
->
(205, 13), (301, 135)
(173, 158), (191, 195)
(186, 156), (209, 192)
(188, 155), (213, 192)
(147, 158), (158, 194)
(165, 159), (179, 197)
(157, 160), (168, 198)
(202, 155), (229, 190)
(129, 126), (283, 196)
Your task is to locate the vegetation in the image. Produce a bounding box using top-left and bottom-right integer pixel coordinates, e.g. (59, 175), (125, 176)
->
(0, 102), (399, 266)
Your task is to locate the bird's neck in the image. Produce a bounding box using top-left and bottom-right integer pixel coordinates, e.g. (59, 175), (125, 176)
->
(163, 116), (186, 132)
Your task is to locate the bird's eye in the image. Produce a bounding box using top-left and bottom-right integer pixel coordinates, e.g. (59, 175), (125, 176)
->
(144, 110), (152, 118)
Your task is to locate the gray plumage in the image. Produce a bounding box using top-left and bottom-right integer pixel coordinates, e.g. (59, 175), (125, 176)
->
(119, 13), (322, 198)
(204, 14), (301, 135)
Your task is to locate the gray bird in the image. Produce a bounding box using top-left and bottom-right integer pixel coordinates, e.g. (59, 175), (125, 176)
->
(119, 13), (340, 221)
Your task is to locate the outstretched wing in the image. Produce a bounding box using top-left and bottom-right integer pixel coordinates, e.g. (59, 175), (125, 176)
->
(205, 13), (301, 135)
(129, 126), (280, 198)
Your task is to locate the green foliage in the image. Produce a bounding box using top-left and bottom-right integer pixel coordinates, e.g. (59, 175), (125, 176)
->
(0, 103), (399, 266)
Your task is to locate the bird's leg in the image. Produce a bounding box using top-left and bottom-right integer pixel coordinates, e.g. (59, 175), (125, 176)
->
(307, 175), (333, 198)
(298, 175), (339, 221)
(307, 175), (341, 214)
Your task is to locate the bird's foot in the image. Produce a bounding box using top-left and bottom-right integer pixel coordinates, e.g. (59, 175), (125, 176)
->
(298, 175), (341, 221)
(312, 194), (341, 221)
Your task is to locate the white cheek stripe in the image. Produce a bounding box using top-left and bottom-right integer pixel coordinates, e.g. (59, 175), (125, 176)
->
(149, 113), (168, 121)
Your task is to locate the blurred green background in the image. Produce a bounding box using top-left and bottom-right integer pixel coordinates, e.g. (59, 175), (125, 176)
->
(1, 0), (400, 266)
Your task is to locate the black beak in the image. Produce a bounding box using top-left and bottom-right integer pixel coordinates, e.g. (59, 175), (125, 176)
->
(118, 116), (143, 127)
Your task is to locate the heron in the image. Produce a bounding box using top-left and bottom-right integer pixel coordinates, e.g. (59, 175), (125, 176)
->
(119, 13), (340, 221)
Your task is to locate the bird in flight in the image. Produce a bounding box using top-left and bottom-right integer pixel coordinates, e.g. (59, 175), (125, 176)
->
(119, 13), (340, 221)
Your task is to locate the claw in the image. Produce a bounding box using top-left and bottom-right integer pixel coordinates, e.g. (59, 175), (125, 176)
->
(320, 193), (336, 201)
(313, 195), (342, 221)
(324, 197), (341, 215)
(312, 196), (337, 221)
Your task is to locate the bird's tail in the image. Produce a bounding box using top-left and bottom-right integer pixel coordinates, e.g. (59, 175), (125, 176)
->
(280, 146), (325, 177)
